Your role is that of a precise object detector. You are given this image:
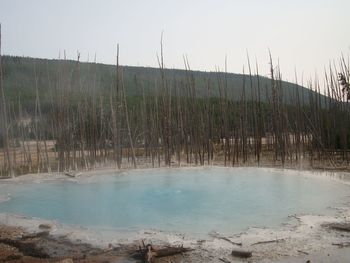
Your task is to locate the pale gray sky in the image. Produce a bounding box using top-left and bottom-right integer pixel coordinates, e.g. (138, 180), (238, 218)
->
(1, 0), (349, 83)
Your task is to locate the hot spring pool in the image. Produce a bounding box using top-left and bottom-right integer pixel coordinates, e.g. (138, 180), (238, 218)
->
(0, 167), (349, 236)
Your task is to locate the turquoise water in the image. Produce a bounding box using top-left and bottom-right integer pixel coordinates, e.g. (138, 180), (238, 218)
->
(0, 167), (349, 236)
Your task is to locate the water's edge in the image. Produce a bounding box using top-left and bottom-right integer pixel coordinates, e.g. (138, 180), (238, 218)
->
(0, 166), (349, 262)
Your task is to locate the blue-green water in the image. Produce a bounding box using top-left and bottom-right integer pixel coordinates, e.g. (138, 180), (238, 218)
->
(0, 167), (349, 236)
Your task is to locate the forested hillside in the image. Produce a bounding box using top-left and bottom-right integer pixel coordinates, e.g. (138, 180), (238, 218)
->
(2, 55), (320, 111)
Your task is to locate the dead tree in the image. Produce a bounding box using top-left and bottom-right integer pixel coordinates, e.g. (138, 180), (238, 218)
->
(0, 24), (13, 177)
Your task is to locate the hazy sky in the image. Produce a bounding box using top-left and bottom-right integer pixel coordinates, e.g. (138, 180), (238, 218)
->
(1, 0), (349, 83)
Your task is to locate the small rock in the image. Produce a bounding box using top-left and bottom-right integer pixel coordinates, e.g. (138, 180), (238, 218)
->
(38, 224), (52, 230)
(231, 249), (252, 258)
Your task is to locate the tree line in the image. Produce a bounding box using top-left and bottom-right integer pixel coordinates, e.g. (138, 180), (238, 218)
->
(0, 34), (349, 176)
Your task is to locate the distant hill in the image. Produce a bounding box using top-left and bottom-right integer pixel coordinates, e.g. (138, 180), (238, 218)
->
(1, 55), (325, 109)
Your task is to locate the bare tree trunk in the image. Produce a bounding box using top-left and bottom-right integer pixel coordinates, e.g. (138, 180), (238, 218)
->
(0, 24), (13, 177)
(121, 70), (137, 168)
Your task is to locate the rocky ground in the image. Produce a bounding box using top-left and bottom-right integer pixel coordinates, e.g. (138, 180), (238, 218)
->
(0, 215), (350, 263)
(0, 224), (136, 262)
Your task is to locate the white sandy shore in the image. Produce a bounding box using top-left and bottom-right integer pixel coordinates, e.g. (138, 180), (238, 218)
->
(270, 247), (350, 263)
(0, 166), (349, 262)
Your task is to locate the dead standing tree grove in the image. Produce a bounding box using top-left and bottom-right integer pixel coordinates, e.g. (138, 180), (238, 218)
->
(0, 36), (350, 175)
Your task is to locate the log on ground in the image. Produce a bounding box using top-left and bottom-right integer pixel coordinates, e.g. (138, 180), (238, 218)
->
(132, 242), (193, 263)
(324, 222), (350, 232)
